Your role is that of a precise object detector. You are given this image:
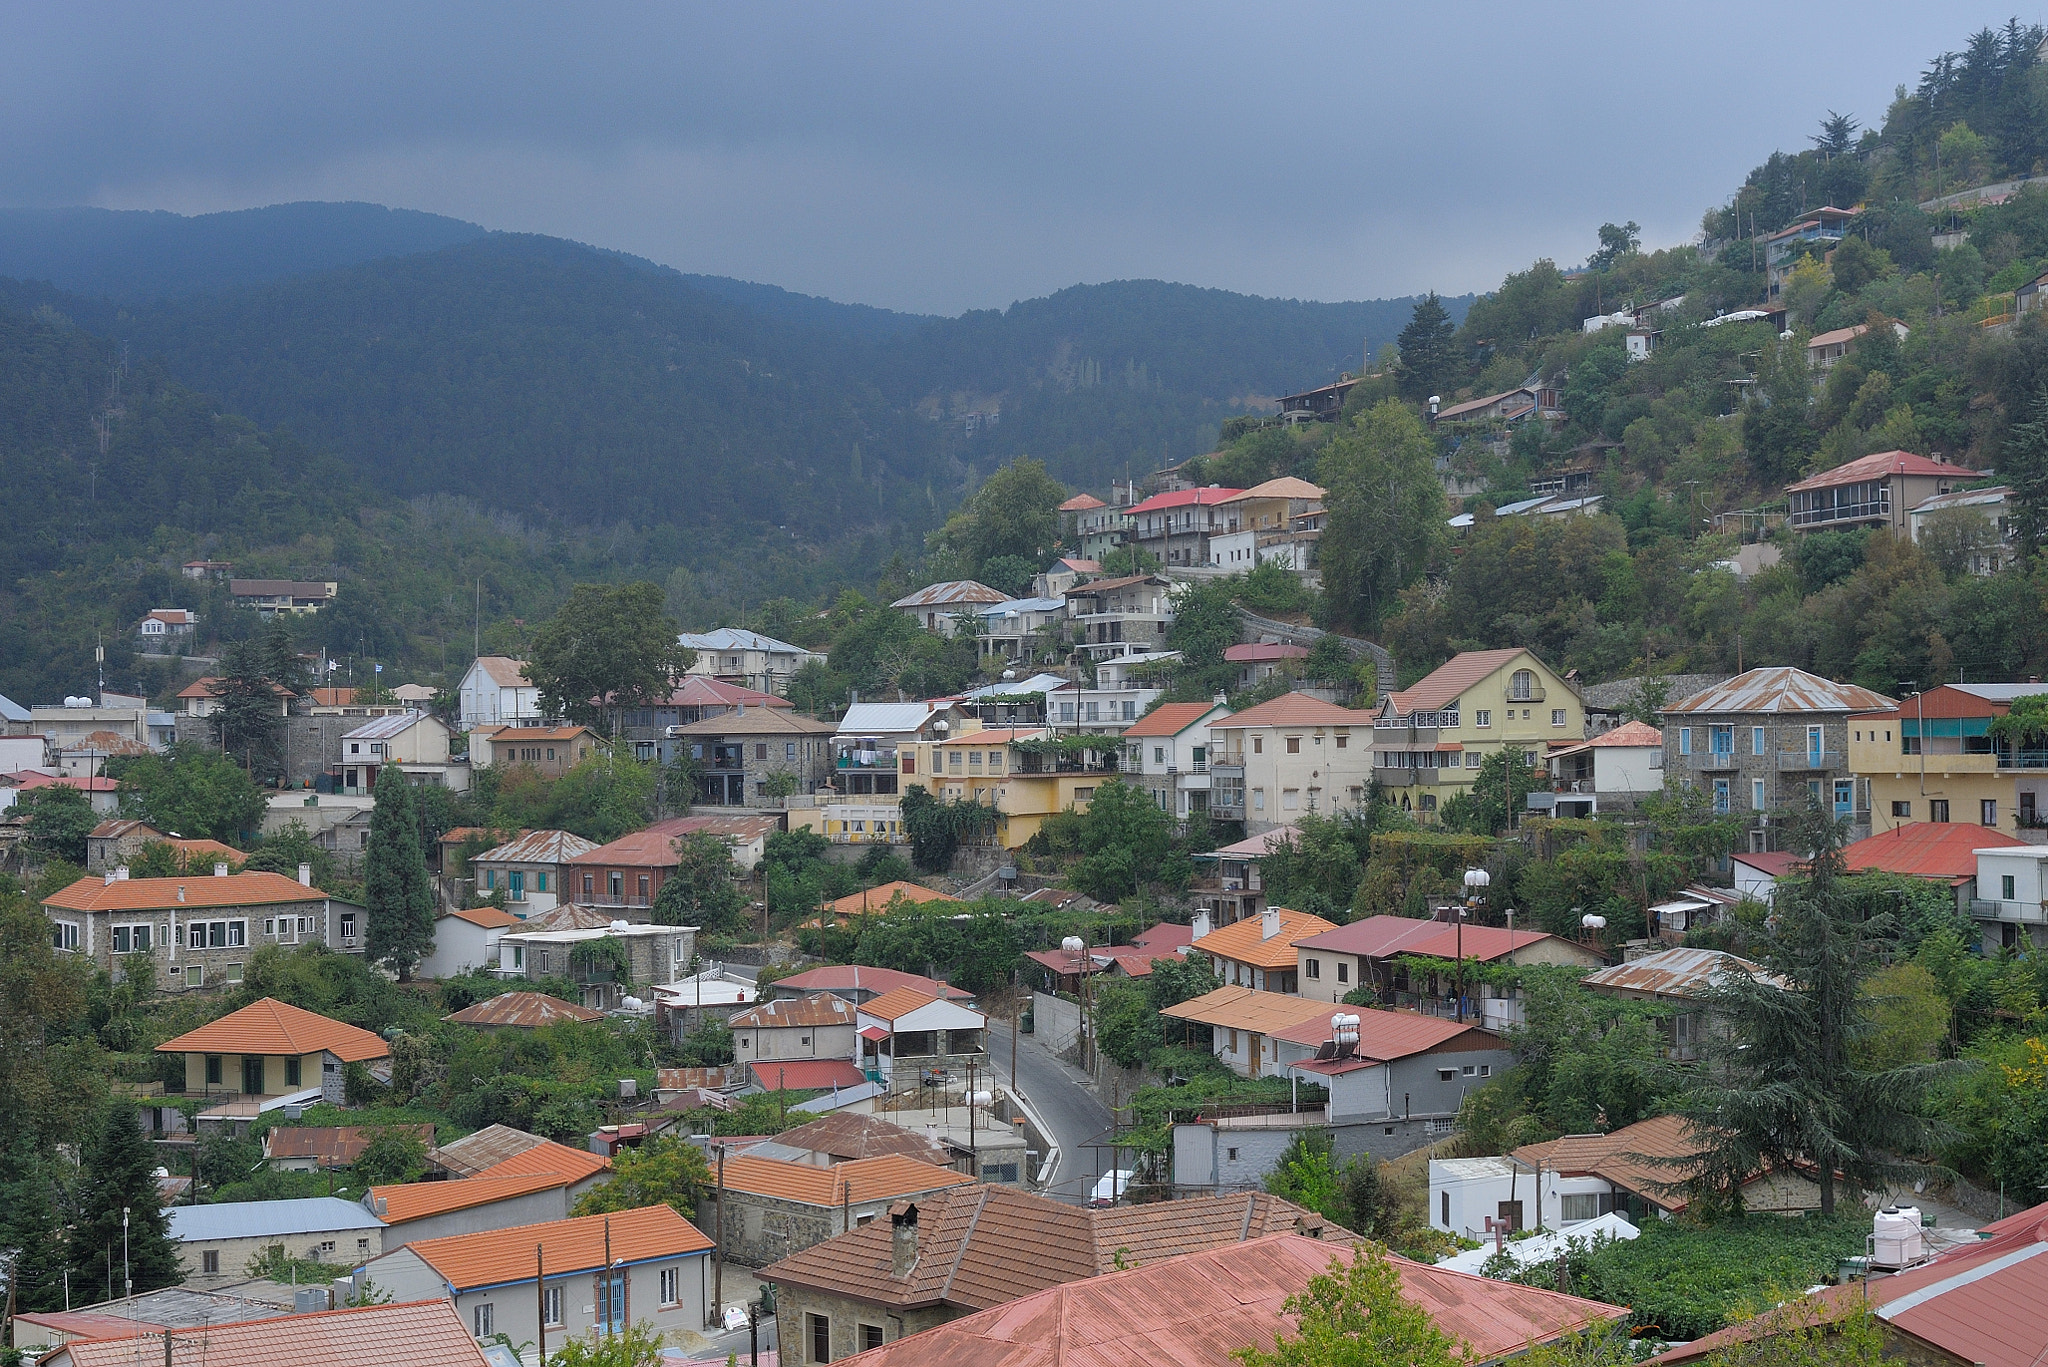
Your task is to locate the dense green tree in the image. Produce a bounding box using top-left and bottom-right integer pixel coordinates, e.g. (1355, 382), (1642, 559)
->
(209, 636), (289, 782)
(651, 832), (750, 935)
(1676, 805), (1953, 1214)
(0, 1149), (70, 1311)
(571, 1136), (714, 1218)
(1065, 779), (1174, 902)
(20, 783), (98, 865)
(352, 1126), (430, 1186)
(1157, 579), (1241, 699)
(1318, 400), (1446, 632)
(1232, 1241), (1467, 1367)
(364, 765), (435, 981)
(0, 881), (97, 1146)
(525, 582), (695, 733)
(108, 743), (265, 845)
(1587, 220), (1642, 271)
(949, 456), (1069, 572)
(71, 1098), (182, 1299)
(1260, 814), (1368, 922)
(1393, 294), (1459, 401)
(2002, 387), (2048, 558)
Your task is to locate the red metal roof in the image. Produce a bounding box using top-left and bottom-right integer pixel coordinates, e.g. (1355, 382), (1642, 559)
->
(828, 1233), (1622, 1367)
(1223, 643), (1309, 663)
(1841, 822), (2027, 881)
(770, 965), (972, 1001)
(1124, 487), (1245, 515)
(43, 1300), (489, 1367)
(1783, 449), (1960, 493)
(1294, 915), (1585, 965)
(748, 1059), (867, 1091)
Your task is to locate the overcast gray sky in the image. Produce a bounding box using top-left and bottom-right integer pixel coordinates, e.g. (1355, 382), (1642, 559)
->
(0, 4), (2023, 314)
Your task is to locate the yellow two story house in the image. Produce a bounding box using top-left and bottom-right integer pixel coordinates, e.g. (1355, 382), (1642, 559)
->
(900, 723), (1121, 849)
(1371, 649), (1584, 819)
(1849, 683), (2048, 836)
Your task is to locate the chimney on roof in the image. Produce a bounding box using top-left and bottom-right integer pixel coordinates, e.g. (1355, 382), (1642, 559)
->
(1261, 906), (1281, 941)
(214, 863), (229, 878)
(176, 885), (185, 903)
(104, 870), (115, 886)
(298, 863), (312, 887)
(891, 1203), (920, 1277)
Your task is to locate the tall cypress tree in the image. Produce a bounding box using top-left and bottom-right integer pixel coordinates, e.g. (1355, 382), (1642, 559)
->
(364, 764), (435, 980)
(0, 1148), (70, 1311)
(1394, 292), (1458, 401)
(70, 1099), (182, 1298)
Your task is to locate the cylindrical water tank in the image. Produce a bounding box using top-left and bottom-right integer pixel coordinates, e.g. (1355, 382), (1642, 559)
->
(1872, 1206), (1924, 1267)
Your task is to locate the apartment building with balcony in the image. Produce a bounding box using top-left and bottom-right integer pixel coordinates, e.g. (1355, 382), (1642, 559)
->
(1119, 700), (1232, 820)
(1784, 449), (1964, 538)
(496, 921), (696, 1010)
(1061, 491), (1134, 560)
(830, 701), (964, 798)
(1370, 649), (1582, 821)
(1663, 668), (1895, 841)
(900, 723), (1119, 849)
(1972, 845), (2048, 951)
(971, 596), (1067, 667)
(1847, 683), (2048, 838)
(563, 814), (781, 913)
(1124, 488), (1244, 568)
(675, 627), (826, 696)
(1210, 693), (1371, 834)
(667, 707), (834, 807)
(469, 829), (598, 916)
(1061, 574), (1173, 660)
(1762, 205), (1854, 298)
(1208, 478), (1328, 572)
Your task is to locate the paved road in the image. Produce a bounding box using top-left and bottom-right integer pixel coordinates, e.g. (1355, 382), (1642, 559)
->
(986, 1020), (1114, 1204)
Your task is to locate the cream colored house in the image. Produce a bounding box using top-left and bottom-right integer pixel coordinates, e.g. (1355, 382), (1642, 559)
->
(1371, 649), (1583, 821)
(1208, 693), (1373, 834)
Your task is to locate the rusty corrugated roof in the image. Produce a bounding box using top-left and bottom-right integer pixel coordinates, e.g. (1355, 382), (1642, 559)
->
(1663, 666), (1894, 715)
(890, 581), (1009, 609)
(44, 1300), (488, 1367)
(729, 992), (859, 1030)
(472, 829), (599, 865)
(265, 1124), (435, 1165)
(442, 991), (603, 1027)
(1582, 946), (1777, 999)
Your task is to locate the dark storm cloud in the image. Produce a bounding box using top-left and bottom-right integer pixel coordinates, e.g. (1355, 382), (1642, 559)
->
(0, 3), (2012, 312)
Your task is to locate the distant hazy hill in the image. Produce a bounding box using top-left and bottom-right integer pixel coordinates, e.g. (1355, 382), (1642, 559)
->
(0, 200), (1471, 542)
(0, 203), (488, 301)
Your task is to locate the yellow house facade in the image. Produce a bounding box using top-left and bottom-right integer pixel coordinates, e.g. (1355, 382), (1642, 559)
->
(899, 723), (1117, 849)
(1848, 684), (2048, 836)
(1371, 649), (1584, 819)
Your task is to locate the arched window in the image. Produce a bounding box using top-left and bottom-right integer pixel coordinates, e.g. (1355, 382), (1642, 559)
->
(1510, 670), (1536, 701)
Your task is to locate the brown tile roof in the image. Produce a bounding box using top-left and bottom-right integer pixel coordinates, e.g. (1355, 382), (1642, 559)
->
(798, 1231), (1623, 1367)
(667, 709), (835, 737)
(1218, 477), (1326, 502)
(766, 1113), (956, 1166)
(1386, 648), (1535, 714)
(443, 904), (522, 929)
(490, 726), (598, 743)
(88, 818), (162, 840)
(165, 838), (243, 863)
(428, 1124), (548, 1178)
(1058, 494), (1106, 511)
(1207, 692), (1365, 729)
(766, 1189), (1347, 1313)
(443, 991), (603, 1027)
(569, 814), (783, 868)
(401, 1204), (712, 1291)
(856, 986), (943, 1022)
(46, 871), (325, 914)
(1160, 985), (1336, 1035)
(770, 965), (972, 1001)
(1189, 907), (1338, 970)
(729, 992), (859, 1030)
(1512, 1114), (1714, 1213)
(154, 998), (388, 1063)
(808, 880), (957, 925)
(715, 1153), (971, 1207)
(264, 1124), (437, 1166)
(42, 1299), (489, 1367)
(1265, 1008), (1500, 1059)
(1120, 702), (1223, 738)
(470, 656), (531, 689)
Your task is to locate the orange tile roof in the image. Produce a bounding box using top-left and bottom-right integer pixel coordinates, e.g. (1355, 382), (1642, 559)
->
(490, 726), (598, 743)
(401, 1204), (712, 1291)
(1161, 985), (1338, 1035)
(368, 1170), (572, 1225)
(1058, 494), (1106, 511)
(730, 992), (860, 1030)
(1189, 907), (1338, 970)
(479, 1139), (611, 1184)
(44, 871), (325, 913)
(443, 991), (604, 1027)
(1120, 702), (1224, 738)
(443, 904), (521, 929)
(1219, 476), (1326, 502)
(1208, 693), (1366, 729)
(165, 837), (244, 862)
(155, 998), (389, 1062)
(1387, 649), (1534, 714)
(715, 1153), (972, 1207)
(44, 1299), (489, 1367)
(856, 986), (942, 1022)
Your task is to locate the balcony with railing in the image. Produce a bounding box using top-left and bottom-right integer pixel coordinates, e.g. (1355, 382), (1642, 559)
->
(1777, 749), (1845, 771)
(2000, 750), (2048, 771)
(1688, 749), (1740, 770)
(1972, 898), (2047, 922)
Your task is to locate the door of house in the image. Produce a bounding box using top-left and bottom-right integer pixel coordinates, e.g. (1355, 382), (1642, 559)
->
(242, 1056), (266, 1095)
(1833, 779), (1855, 819)
(1807, 725), (1825, 766)
(1497, 1200), (1525, 1232)
(596, 1269), (627, 1334)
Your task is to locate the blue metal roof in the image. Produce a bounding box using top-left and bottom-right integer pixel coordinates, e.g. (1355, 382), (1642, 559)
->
(676, 627), (813, 655)
(0, 692), (28, 723)
(167, 1197), (385, 1242)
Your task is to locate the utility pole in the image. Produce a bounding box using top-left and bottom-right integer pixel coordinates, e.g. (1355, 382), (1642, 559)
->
(535, 1243), (546, 1367)
(713, 1144), (726, 1326)
(603, 1218), (612, 1339)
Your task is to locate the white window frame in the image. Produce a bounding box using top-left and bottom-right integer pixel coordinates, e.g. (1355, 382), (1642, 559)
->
(660, 1265), (681, 1306)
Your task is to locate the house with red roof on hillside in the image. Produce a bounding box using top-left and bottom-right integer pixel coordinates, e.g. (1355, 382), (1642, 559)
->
(1124, 487), (1244, 566)
(1542, 718), (1667, 818)
(1119, 699), (1232, 821)
(1372, 649), (1585, 823)
(1785, 447), (1966, 536)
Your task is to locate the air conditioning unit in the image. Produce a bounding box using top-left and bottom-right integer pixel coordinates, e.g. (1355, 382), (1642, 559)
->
(342, 936), (358, 947)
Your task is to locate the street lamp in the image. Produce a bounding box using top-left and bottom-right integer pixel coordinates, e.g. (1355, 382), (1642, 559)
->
(1458, 869), (1490, 1022)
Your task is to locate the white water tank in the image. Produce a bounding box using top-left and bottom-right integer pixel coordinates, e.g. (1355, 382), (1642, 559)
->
(1872, 1206), (1924, 1268)
(609, 920), (630, 933)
